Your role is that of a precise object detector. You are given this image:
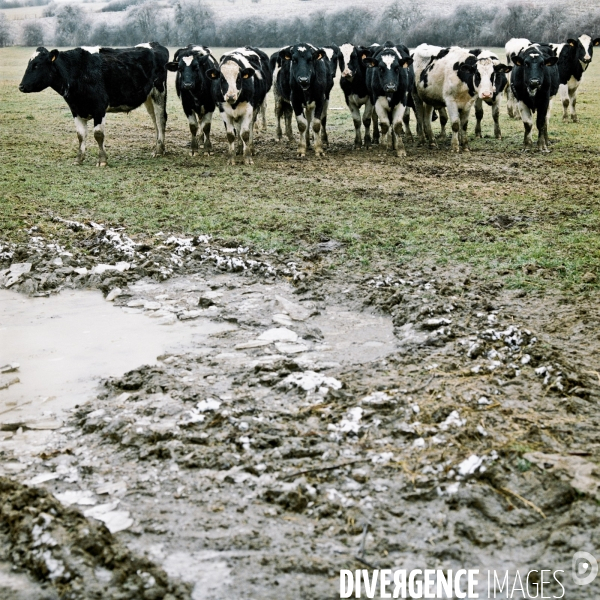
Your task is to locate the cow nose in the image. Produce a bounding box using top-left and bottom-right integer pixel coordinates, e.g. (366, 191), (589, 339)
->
(384, 84), (396, 92)
(481, 91), (492, 99)
(298, 77), (309, 84)
(18, 84), (24, 92)
(182, 82), (192, 89)
(342, 69), (353, 78)
(529, 79), (540, 88)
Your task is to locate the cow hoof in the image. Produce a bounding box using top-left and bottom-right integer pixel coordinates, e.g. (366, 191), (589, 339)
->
(244, 158), (254, 165)
(189, 151), (197, 157)
(97, 161), (107, 167)
(396, 152), (407, 158)
(462, 147), (470, 153)
(572, 117), (578, 123)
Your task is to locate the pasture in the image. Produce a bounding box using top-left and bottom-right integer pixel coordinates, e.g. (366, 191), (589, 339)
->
(1, 45), (600, 290)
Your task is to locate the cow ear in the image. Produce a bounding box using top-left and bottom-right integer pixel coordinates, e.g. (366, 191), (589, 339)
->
(280, 48), (292, 61)
(402, 57), (414, 68)
(494, 63), (512, 73)
(362, 57), (377, 68)
(241, 67), (255, 79)
(593, 38), (600, 46)
(50, 49), (59, 62)
(511, 53), (524, 67)
(206, 68), (220, 80)
(544, 56), (559, 67)
(458, 62), (475, 74)
(166, 61), (179, 72)
(567, 38), (578, 47)
(313, 49), (325, 61)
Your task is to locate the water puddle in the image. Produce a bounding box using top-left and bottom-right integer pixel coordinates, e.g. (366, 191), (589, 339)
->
(0, 289), (229, 426)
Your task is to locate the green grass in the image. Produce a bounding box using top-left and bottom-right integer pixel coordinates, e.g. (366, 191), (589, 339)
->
(1, 46), (600, 289)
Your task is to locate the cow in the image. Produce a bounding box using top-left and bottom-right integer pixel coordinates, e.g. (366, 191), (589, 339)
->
(166, 45), (218, 156)
(277, 43), (333, 157)
(510, 44), (559, 152)
(551, 35), (600, 122)
(207, 47), (271, 165)
(320, 44), (340, 146)
(18, 42), (168, 166)
(362, 44), (414, 157)
(412, 45), (511, 152)
(338, 42), (375, 149)
(505, 38), (535, 118)
(270, 47), (294, 143)
(469, 48), (510, 139)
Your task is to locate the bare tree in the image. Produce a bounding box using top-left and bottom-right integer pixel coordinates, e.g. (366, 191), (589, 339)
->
(174, 0), (215, 45)
(127, 1), (158, 42)
(54, 4), (90, 46)
(22, 20), (45, 46)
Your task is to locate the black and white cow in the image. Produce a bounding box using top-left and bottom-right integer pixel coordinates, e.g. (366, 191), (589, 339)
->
(551, 35), (600, 122)
(167, 45), (218, 156)
(207, 47), (271, 165)
(277, 43), (333, 157)
(338, 42), (375, 149)
(510, 44), (559, 152)
(505, 38), (535, 118)
(19, 42), (168, 166)
(363, 44), (414, 157)
(270, 47), (294, 143)
(413, 44), (511, 152)
(469, 48), (510, 139)
(320, 44), (339, 146)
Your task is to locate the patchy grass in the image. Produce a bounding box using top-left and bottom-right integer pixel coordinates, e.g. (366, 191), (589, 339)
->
(1, 46), (599, 290)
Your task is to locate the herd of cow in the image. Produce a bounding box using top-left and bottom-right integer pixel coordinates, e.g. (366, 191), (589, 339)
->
(18, 35), (600, 166)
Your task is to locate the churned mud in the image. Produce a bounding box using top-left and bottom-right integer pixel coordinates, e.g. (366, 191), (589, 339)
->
(1, 222), (600, 599)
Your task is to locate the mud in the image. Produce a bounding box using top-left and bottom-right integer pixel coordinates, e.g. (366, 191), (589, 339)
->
(1, 226), (600, 599)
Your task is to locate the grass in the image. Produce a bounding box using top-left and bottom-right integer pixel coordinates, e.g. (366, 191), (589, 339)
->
(1, 46), (599, 290)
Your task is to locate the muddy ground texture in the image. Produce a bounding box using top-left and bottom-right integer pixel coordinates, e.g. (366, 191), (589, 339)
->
(1, 220), (600, 599)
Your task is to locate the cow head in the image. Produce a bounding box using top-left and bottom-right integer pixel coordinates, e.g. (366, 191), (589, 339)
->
(512, 48), (558, 96)
(456, 56), (512, 101)
(167, 52), (213, 91)
(570, 34), (600, 70)
(338, 43), (361, 81)
(19, 47), (59, 93)
(280, 44), (325, 91)
(208, 55), (254, 105)
(363, 49), (413, 100)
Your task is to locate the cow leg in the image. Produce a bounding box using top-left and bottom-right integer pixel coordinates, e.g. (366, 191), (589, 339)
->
(492, 98), (502, 139)
(474, 98), (483, 138)
(73, 116), (88, 165)
(348, 97), (363, 149)
(201, 112), (213, 155)
(274, 93), (284, 141)
(93, 116), (108, 167)
(438, 107), (448, 140)
(422, 104), (436, 149)
(320, 98), (329, 148)
(146, 88), (167, 157)
(519, 102), (534, 150)
(295, 111), (309, 157)
(261, 99), (268, 130)
(187, 112), (199, 156)
(411, 90), (425, 145)
(363, 99), (373, 149)
(403, 108), (413, 142)
(374, 99), (391, 153)
(445, 102), (462, 153)
(391, 104), (407, 158)
(222, 114), (237, 165)
(372, 111), (380, 145)
(313, 101), (325, 157)
(506, 85), (518, 119)
(459, 107), (470, 152)
(305, 103), (315, 150)
(283, 103), (294, 143)
(568, 84), (578, 123)
(537, 110), (549, 153)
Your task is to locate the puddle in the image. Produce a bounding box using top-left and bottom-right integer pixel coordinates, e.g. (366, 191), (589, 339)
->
(0, 289), (229, 425)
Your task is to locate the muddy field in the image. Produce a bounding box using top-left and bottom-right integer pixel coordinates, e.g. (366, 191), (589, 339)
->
(1, 46), (600, 599)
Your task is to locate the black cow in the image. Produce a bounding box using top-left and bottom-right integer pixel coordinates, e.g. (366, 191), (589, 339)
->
(19, 42), (168, 166)
(510, 45), (559, 152)
(469, 48), (510, 139)
(363, 44), (414, 157)
(270, 47), (294, 143)
(167, 45), (218, 156)
(551, 35), (600, 122)
(277, 43), (333, 157)
(338, 43), (375, 149)
(207, 47), (271, 165)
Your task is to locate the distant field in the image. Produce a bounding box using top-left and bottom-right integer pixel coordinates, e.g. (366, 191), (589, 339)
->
(1, 45), (599, 290)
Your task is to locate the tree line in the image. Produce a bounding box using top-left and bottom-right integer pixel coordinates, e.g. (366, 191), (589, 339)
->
(1, 0), (598, 50)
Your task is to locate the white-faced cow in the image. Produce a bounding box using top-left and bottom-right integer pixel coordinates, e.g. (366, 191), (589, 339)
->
(277, 43), (333, 157)
(19, 42), (169, 166)
(167, 45), (218, 156)
(551, 35), (600, 122)
(207, 47), (272, 165)
(469, 48), (511, 139)
(362, 44), (414, 157)
(413, 45), (511, 152)
(510, 45), (559, 152)
(338, 43), (375, 149)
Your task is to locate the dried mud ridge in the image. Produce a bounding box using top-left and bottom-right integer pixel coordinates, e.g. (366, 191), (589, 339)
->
(2, 224), (600, 598)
